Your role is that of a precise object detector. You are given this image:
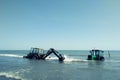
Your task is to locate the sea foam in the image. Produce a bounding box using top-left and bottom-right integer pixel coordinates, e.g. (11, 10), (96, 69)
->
(0, 54), (23, 58)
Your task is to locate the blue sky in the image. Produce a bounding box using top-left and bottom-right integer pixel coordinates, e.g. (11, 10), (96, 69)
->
(0, 0), (120, 50)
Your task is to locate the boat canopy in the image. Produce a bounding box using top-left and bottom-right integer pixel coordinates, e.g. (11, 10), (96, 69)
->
(89, 49), (104, 57)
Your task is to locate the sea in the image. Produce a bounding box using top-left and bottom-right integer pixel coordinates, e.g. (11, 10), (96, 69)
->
(0, 50), (120, 80)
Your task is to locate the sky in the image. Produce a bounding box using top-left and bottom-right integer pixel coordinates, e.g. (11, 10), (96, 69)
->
(0, 0), (120, 50)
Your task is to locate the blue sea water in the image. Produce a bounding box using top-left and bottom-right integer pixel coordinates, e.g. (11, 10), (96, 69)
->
(0, 50), (120, 80)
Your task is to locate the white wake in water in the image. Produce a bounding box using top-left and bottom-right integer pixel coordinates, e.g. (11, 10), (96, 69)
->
(46, 55), (87, 62)
(0, 54), (23, 58)
(63, 55), (87, 62)
(0, 72), (22, 80)
(0, 68), (31, 80)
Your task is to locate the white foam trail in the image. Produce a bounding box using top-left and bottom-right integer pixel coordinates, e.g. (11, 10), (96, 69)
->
(0, 68), (31, 80)
(0, 72), (24, 80)
(46, 57), (58, 60)
(63, 55), (87, 62)
(0, 54), (23, 58)
(64, 58), (87, 62)
(46, 55), (87, 62)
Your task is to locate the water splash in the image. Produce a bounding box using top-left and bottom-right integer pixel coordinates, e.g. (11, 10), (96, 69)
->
(46, 55), (87, 62)
(63, 55), (87, 62)
(46, 56), (58, 60)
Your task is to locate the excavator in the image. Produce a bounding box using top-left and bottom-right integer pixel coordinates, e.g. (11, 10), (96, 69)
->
(23, 48), (65, 62)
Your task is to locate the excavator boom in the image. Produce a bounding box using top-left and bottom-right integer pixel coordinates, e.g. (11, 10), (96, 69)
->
(43, 48), (65, 62)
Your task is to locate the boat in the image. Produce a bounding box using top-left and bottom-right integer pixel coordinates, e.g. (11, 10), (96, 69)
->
(87, 49), (105, 60)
